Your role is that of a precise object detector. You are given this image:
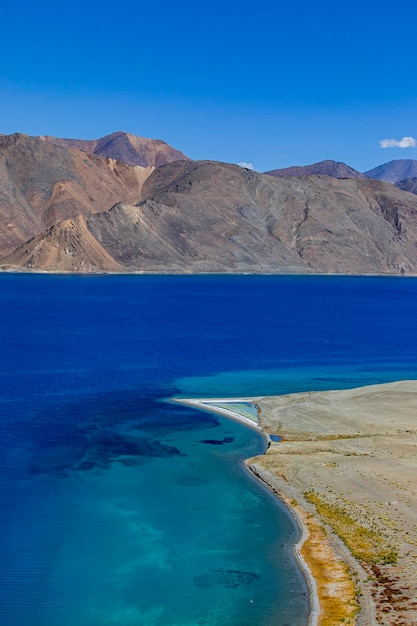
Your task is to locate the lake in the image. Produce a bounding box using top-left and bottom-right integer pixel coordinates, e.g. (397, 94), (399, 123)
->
(1, 274), (417, 625)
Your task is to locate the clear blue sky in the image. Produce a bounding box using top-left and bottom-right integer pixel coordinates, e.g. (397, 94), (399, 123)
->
(1, 0), (416, 172)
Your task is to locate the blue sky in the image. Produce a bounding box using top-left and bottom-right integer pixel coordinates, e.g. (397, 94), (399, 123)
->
(1, 0), (416, 172)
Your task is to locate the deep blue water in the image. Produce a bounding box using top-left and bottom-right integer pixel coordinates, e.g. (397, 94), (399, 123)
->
(1, 274), (417, 625)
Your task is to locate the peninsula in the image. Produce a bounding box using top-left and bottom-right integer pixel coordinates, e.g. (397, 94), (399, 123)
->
(179, 380), (417, 625)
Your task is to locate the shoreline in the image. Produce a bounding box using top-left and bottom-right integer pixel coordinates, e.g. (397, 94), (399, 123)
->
(247, 461), (321, 626)
(175, 382), (417, 625)
(174, 396), (320, 626)
(2, 268), (417, 277)
(173, 397), (265, 435)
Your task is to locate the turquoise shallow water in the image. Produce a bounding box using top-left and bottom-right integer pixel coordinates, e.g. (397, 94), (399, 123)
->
(1, 274), (417, 625)
(0, 398), (307, 626)
(176, 363), (417, 398)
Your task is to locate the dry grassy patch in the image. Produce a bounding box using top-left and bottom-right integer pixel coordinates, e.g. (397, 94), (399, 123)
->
(299, 508), (359, 625)
(304, 491), (398, 565)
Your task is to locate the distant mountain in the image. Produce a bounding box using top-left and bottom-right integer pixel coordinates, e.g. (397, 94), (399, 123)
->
(395, 178), (417, 195)
(365, 160), (417, 184)
(37, 131), (189, 168)
(3, 160), (417, 275)
(0, 133), (150, 256)
(265, 160), (366, 179)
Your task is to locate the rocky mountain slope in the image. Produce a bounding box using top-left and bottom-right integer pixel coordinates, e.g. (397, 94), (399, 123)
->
(3, 159), (417, 274)
(37, 131), (189, 168)
(0, 133), (153, 256)
(365, 160), (417, 183)
(396, 177), (417, 194)
(265, 160), (366, 179)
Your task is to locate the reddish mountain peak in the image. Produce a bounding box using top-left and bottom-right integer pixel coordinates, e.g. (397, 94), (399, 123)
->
(38, 131), (189, 168)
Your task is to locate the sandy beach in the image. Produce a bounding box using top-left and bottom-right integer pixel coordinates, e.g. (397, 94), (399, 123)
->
(177, 380), (417, 626)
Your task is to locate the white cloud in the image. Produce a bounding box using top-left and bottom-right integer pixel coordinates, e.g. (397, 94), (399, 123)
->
(237, 161), (255, 170)
(379, 136), (416, 149)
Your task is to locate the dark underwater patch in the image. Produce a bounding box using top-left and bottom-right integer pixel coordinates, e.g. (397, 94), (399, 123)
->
(73, 431), (183, 473)
(200, 436), (235, 445)
(25, 398), (184, 476)
(20, 386), (210, 477)
(194, 569), (260, 589)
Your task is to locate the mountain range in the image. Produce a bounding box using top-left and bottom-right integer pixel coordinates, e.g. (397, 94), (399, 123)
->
(2, 131), (417, 274)
(265, 158), (417, 187)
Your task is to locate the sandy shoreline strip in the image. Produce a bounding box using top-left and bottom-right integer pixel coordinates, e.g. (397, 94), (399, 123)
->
(174, 398), (264, 434)
(175, 381), (417, 626)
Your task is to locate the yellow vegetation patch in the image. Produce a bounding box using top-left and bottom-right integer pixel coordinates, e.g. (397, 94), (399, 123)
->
(304, 491), (398, 565)
(298, 506), (359, 625)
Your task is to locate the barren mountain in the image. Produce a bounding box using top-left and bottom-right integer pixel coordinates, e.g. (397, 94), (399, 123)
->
(38, 131), (189, 168)
(265, 159), (366, 179)
(365, 160), (417, 183)
(3, 160), (417, 275)
(396, 177), (417, 195)
(0, 133), (152, 255)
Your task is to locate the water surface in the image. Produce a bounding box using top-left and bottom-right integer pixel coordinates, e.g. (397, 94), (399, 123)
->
(1, 274), (417, 625)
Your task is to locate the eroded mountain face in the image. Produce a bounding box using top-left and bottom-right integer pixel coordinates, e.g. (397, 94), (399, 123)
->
(395, 178), (417, 195)
(3, 159), (417, 275)
(0, 133), (154, 255)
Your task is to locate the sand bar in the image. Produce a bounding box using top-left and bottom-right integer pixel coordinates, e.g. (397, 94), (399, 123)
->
(177, 380), (417, 626)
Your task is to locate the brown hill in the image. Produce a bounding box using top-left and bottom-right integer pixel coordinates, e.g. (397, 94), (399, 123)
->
(37, 131), (189, 168)
(0, 133), (152, 255)
(265, 159), (367, 179)
(3, 160), (417, 274)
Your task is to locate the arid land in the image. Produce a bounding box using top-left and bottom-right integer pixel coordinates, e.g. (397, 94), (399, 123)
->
(179, 380), (417, 626)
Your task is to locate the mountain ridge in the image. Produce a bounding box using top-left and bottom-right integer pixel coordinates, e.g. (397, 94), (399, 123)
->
(3, 160), (417, 275)
(365, 160), (417, 184)
(264, 159), (367, 179)
(37, 131), (189, 168)
(3, 131), (417, 275)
